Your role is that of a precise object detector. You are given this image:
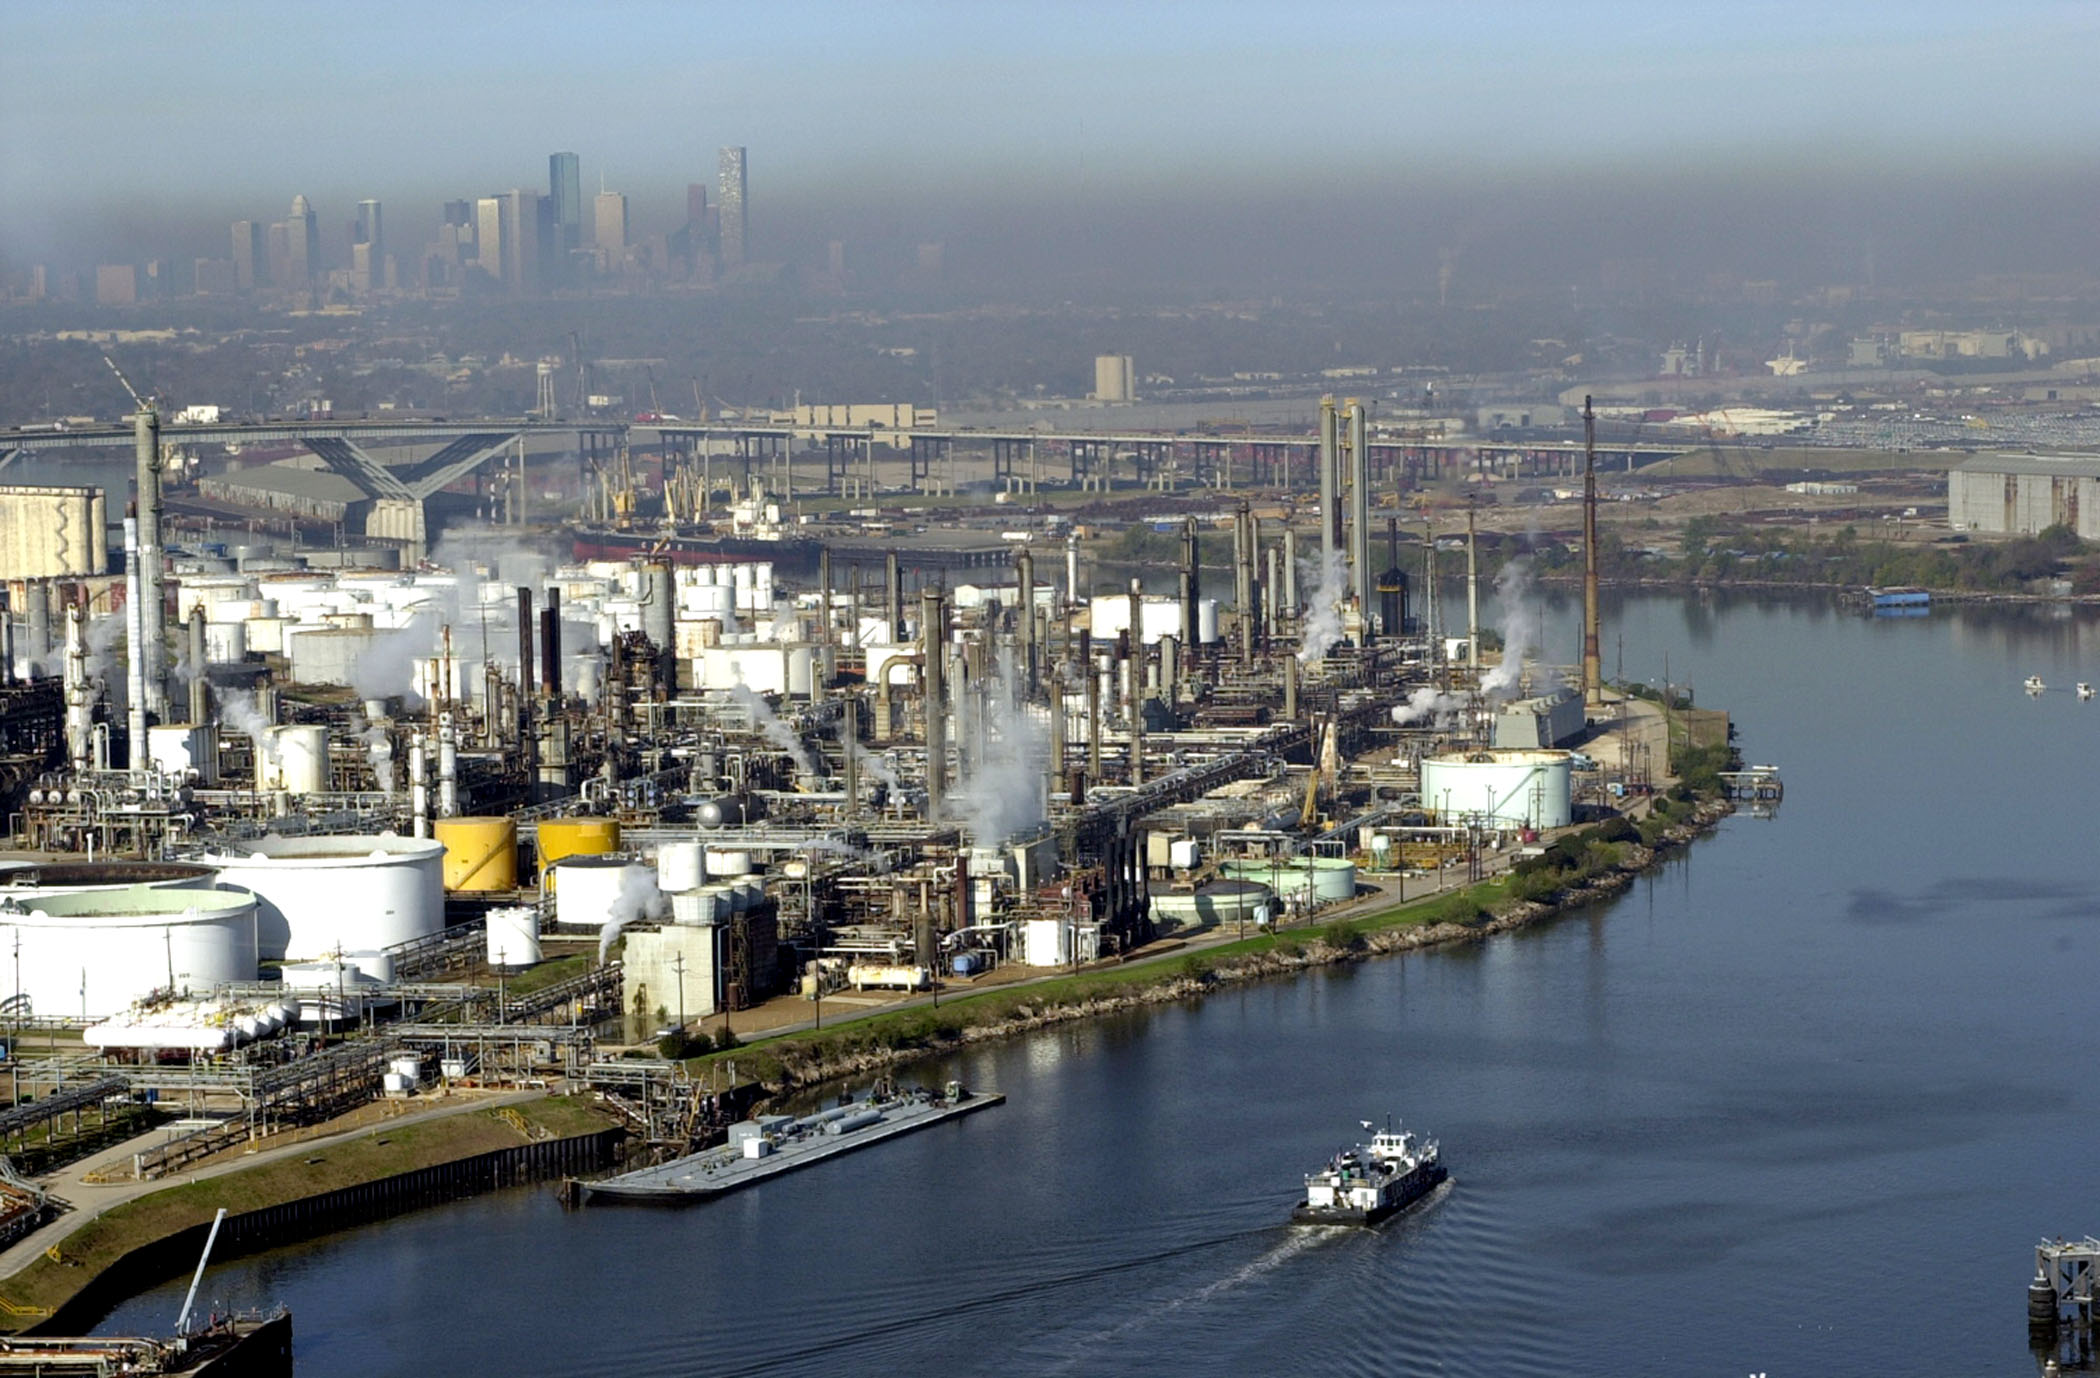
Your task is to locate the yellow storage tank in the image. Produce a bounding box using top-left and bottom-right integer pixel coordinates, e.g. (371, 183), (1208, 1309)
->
(536, 817), (621, 887)
(434, 816), (518, 893)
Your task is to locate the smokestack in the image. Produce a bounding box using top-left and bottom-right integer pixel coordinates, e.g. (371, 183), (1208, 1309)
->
(817, 547), (832, 644)
(1181, 518), (1200, 652)
(1282, 528), (1299, 618)
(134, 403), (165, 718)
(540, 587), (561, 700)
(63, 603), (90, 770)
(1085, 647), (1102, 783)
(1016, 548), (1036, 695)
(1582, 395), (1603, 703)
(921, 587), (946, 818)
(1233, 503), (1253, 668)
(187, 605), (208, 724)
(25, 581), (49, 675)
(0, 592), (12, 687)
(885, 551), (902, 641)
(1284, 650), (1299, 723)
(1346, 400), (1370, 618)
(1317, 396), (1341, 571)
(1065, 532), (1080, 604)
(842, 688), (860, 819)
(1466, 505), (1480, 673)
(517, 587), (537, 771)
(1264, 544), (1281, 643)
(123, 516), (148, 770)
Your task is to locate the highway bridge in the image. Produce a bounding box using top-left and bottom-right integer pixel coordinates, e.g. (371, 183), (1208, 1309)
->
(0, 415), (1693, 542)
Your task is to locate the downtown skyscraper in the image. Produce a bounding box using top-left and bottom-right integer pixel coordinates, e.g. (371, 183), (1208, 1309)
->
(549, 151), (582, 281)
(717, 146), (747, 270)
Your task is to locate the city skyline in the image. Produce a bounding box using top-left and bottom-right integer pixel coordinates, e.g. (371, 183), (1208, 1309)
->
(5, 1), (2099, 274)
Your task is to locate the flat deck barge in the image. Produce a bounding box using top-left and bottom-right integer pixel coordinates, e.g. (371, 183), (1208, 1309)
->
(580, 1083), (1003, 1205)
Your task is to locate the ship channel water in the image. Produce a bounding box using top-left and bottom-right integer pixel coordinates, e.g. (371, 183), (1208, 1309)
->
(95, 590), (2100, 1376)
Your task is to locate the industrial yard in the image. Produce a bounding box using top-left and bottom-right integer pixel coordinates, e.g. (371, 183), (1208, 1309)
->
(0, 394), (1737, 1326)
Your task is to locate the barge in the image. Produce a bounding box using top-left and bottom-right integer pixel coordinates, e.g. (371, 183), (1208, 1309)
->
(579, 1081), (1002, 1205)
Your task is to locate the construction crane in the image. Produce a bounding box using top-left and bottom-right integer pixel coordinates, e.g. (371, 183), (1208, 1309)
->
(101, 353), (154, 415)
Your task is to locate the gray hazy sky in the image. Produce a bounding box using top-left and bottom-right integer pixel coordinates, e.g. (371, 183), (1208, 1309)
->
(4, 0), (2098, 278)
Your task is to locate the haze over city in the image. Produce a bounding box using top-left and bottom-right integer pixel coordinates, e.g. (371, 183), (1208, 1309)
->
(7, 1), (2100, 292)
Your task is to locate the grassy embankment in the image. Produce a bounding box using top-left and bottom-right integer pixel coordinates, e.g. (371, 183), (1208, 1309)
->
(0, 1096), (614, 1326)
(680, 783), (1727, 1094)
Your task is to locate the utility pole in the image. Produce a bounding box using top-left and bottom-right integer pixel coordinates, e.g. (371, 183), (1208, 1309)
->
(1582, 394), (1603, 703)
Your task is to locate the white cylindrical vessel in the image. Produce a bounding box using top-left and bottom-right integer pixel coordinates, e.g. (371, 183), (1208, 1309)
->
(203, 620), (248, 662)
(263, 725), (330, 795)
(656, 842), (705, 894)
(670, 890), (720, 926)
(198, 834), (445, 961)
(0, 885), (258, 1019)
(1418, 748), (1574, 830)
(552, 857), (649, 930)
(486, 906), (542, 967)
(705, 849), (753, 878)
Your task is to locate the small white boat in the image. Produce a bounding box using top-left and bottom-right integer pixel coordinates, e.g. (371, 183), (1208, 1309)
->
(2079, 683), (2094, 701)
(2025, 675), (2047, 693)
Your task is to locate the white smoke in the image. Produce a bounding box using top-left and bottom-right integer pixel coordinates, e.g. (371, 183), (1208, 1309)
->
(360, 724), (395, 792)
(85, 613), (125, 688)
(848, 738), (901, 793)
(352, 610), (439, 703)
(953, 657), (1050, 844)
(213, 686), (278, 765)
(1391, 687), (1468, 727)
(1480, 556), (1549, 700)
(598, 863), (668, 962)
(1296, 548), (1348, 664)
(726, 681), (816, 776)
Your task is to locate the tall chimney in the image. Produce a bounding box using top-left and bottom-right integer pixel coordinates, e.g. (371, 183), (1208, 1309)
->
(540, 585), (562, 700)
(885, 551), (903, 641)
(123, 516), (147, 769)
(0, 592), (12, 687)
(1466, 505), (1480, 674)
(63, 603), (91, 771)
(1346, 400), (1371, 617)
(187, 605), (208, 724)
(25, 581), (50, 675)
(1181, 517), (1200, 652)
(1233, 503), (1253, 667)
(1015, 547), (1036, 696)
(1317, 396), (1341, 571)
(134, 403), (165, 718)
(921, 587), (946, 818)
(1582, 395), (1602, 702)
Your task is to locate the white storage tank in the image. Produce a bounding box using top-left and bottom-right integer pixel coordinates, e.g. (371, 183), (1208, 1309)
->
(705, 849), (754, 878)
(198, 834), (445, 961)
(262, 725), (330, 794)
(203, 619), (248, 662)
(656, 842), (705, 894)
(1418, 748), (1574, 830)
(670, 890), (721, 926)
(485, 906), (542, 968)
(0, 885), (258, 1019)
(285, 627), (378, 686)
(553, 857), (654, 930)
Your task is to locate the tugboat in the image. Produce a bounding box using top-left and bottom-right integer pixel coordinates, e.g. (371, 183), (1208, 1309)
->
(1292, 1117), (1447, 1226)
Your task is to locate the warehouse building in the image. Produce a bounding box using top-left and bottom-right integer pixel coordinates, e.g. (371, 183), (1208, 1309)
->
(1947, 454), (2100, 539)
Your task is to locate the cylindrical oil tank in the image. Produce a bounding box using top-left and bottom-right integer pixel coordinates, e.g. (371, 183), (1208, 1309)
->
(198, 834), (445, 961)
(1219, 859), (1356, 904)
(553, 856), (650, 930)
(343, 949), (395, 983)
(262, 725), (330, 794)
(485, 906), (542, 967)
(0, 885), (258, 1018)
(435, 816), (519, 892)
(284, 627), (377, 686)
(670, 890), (721, 925)
(538, 817), (621, 884)
(656, 842), (705, 894)
(0, 859), (216, 896)
(203, 620), (247, 662)
(1418, 748), (1574, 831)
(705, 848), (754, 878)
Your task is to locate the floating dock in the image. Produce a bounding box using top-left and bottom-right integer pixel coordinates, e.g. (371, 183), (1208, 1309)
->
(579, 1085), (1004, 1205)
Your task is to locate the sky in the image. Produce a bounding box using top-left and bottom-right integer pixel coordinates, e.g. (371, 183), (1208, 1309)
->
(3, 1), (2098, 283)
